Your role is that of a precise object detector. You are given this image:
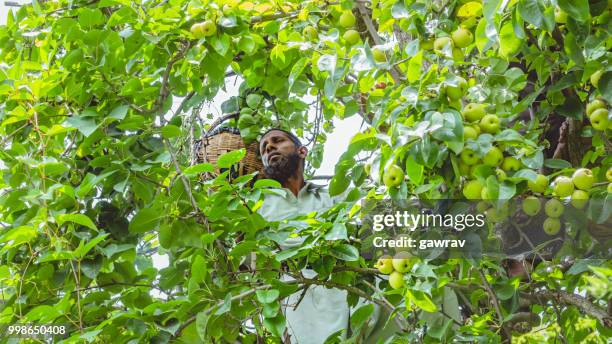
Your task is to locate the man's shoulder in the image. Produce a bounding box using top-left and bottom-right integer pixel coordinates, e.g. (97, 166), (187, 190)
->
(306, 181), (351, 204)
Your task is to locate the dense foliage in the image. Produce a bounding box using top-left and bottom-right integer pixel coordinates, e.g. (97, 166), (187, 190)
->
(0, 0), (611, 342)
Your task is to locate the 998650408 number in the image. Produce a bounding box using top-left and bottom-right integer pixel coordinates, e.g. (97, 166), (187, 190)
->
(1, 324), (68, 339)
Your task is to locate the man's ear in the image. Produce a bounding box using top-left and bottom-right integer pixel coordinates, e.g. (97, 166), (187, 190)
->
(298, 146), (308, 159)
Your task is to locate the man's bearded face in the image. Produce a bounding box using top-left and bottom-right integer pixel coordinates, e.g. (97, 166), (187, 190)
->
(260, 130), (304, 183)
(264, 150), (301, 182)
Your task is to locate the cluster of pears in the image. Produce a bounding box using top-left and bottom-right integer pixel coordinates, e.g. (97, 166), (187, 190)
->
(454, 97), (516, 197)
(519, 168), (602, 235)
(462, 102), (501, 135)
(374, 252), (419, 290)
(303, 10), (363, 47)
(430, 25), (474, 60)
(460, 150), (521, 200)
(190, 19), (217, 39)
(586, 98), (610, 131)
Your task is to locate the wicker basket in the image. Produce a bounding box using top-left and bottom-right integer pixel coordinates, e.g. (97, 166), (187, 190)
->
(195, 113), (265, 180)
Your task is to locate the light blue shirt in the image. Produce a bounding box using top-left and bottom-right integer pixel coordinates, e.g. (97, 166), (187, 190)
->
(257, 182), (380, 343)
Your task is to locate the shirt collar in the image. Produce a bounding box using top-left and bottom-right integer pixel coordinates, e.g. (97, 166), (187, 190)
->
(277, 181), (323, 200)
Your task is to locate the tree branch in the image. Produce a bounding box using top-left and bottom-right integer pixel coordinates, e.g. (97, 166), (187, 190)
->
(355, 2), (402, 84)
(521, 290), (612, 328)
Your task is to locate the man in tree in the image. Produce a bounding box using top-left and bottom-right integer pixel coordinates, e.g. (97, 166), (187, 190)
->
(257, 128), (386, 343)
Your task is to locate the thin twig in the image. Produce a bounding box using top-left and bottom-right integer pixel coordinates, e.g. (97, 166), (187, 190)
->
(477, 268), (512, 339)
(164, 139), (204, 224)
(361, 279), (410, 332)
(174, 282), (306, 338)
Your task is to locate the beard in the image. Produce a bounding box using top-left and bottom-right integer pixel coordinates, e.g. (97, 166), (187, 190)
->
(264, 151), (301, 183)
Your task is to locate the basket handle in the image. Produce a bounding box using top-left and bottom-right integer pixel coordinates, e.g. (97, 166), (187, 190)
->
(201, 112), (239, 140)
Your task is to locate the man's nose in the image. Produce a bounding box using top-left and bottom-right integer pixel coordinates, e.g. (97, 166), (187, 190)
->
(265, 143), (276, 155)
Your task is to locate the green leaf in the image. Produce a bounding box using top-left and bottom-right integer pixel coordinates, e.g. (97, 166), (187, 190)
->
(275, 248), (299, 262)
(64, 116), (98, 137)
(391, 1), (409, 18)
(406, 155), (424, 185)
(217, 149), (246, 168)
(230, 241), (257, 258)
(350, 304), (375, 329)
(522, 150), (544, 169)
(37, 251), (74, 263)
(495, 129), (526, 143)
(161, 124), (181, 138)
(407, 290), (438, 312)
(253, 179), (282, 189)
(498, 181), (516, 199)
(215, 293), (232, 315)
(329, 244), (359, 261)
(263, 301), (280, 318)
(475, 18), (495, 53)
(201, 230), (224, 245)
(0, 266), (9, 280)
(548, 71), (581, 93)
(195, 312), (210, 341)
(76, 170), (118, 198)
(567, 259), (605, 275)
(518, 0), (545, 29)
(483, 0), (500, 20)
(107, 7), (137, 27)
(270, 45), (286, 68)
(556, 91), (584, 119)
(39, 161), (69, 176)
(407, 51), (423, 83)
(263, 314), (286, 338)
(442, 288), (462, 324)
(99, 243), (134, 258)
(78, 8), (105, 28)
(564, 33), (584, 66)
(498, 21), (523, 58)
(0, 226), (37, 251)
(246, 94), (263, 109)
(329, 174), (351, 196)
(558, 0), (590, 22)
(184, 163), (214, 175)
(191, 255), (207, 284)
(74, 233), (109, 259)
(221, 97), (240, 113)
(288, 57), (308, 91)
(218, 15), (237, 28)
(25, 305), (61, 323)
(238, 35), (256, 54)
(62, 48), (83, 69)
(512, 169), (538, 182)
(256, 289), (280, 304)
(56, 213), (98, 230)
(317, 54), (336, 72)
(495, 280), (517, 300)
(324, 223), (348, 241)
(599, 71), (612, 104)
(109, 104), (129, 119)
(430, 111), (463, 154)
(544, 159), (572, 169)
(211, 34), (231, 56)
(129, 208), (161, 233)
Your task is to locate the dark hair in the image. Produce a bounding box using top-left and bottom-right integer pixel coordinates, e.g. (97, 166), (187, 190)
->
(260, 128), (302, 148)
